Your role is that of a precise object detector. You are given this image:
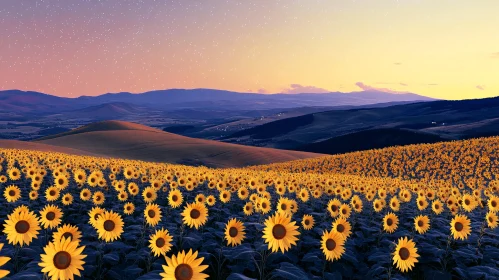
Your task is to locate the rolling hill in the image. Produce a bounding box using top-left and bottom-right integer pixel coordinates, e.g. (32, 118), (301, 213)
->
(31, 120), (323, 168)
(222, 96), (499, 154)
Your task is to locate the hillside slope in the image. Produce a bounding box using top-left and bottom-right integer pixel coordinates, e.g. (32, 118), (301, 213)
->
(35, 121), (322, 168)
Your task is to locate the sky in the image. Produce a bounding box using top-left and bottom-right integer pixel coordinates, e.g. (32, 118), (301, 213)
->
(0, 0), (498, 100)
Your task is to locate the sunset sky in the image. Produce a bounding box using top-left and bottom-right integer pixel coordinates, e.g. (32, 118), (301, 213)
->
(1, 0), (498, 100)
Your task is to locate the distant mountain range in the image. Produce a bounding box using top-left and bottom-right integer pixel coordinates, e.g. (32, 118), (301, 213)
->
(0, 88), (436, 113)
(220, 96), (499, 154)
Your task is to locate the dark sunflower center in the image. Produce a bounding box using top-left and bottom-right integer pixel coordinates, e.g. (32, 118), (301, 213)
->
(418, 201), (423, 206)
(341, 209), (347, 215)
(337, 223), (345, 232)
(94, 213), (100, 220)
(281, 204), (287, 211)
(223, 194), (227, 198)
(418, 220), (423, 227)
(492, 201), (497, 207)
(46, 211), (56, 221)
(245, 206), (250, 211)
(464, 199), (470, 205)
(262, 203), (267, 209)
(229, 227), (238, 238)
(172, 195), (178, 202)
(399, 247), (410, 260)
(304, 219), (310, 225)
(58, 179), (64, 185)
(174, 263), (193, 280)
(148, 209), (156, 218)
(104, 220), (115, 231)
(146, 193), (152, 198)
(53, 251), (72, 270)
(15, 220), (30, 233)
(488, 217), (493, 223)
(435, 204), (440, 209)
(63, 232), (73, 240)
(387, 218), (393, 226)
(272, 224), (287, 240)
(50, 190), (56, 196)
(156, 237), (165, 248)
(9, 190), (15, 196)
(190, 209), (200, 219)
(326, 238), (336, 251)
(331, 205), (338, 212)
(454, 222), (463, 232)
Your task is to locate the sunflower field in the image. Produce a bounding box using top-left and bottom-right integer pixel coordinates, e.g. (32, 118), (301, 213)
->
(0, 137), (498, 280)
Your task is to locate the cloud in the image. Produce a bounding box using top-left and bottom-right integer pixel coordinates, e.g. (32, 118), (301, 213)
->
(427, 83), (438, 86)
(282, 84), (330, 94)
(400, 83), (408, 86)
(476, 85), (485, 90)
(355, 82), (409, 94)
(491, 52), (499, 58)
(257, 88), (268, 94)
(394, 62), (402, 65)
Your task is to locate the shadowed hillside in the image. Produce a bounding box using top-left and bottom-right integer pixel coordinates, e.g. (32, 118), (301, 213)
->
(32, 120), (322, 168)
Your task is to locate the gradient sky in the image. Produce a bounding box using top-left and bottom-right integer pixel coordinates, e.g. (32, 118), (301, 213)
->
(1, 0), (498, 100)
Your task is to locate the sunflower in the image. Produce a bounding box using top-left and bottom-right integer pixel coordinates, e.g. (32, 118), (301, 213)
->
(145, 203), (162, 226)
(326, 199), (340, 217)
(416, 197), (428, 211)
(461, 194), (477, 212)
(339, 204), (351, 219)
(432, 200), (444, 215)
(168, 189), (184, 208)
(181, 202), (208, 229)
(61, 193), (73, 206)
(206, 195), (216, 206)
(393, 237), (419, 272)
(389, 197), (400, 212)
(149, 228), (173, 257)
(92, 191), (105, 205)
(0, 175), (6, 183)
(160, 249), (208, 280)
(332, 217), (352, 239)
(73, 169), (87, 184)
(219, 190), (231, 203)
(450, 214), (471, 240)
(3, 210), (41, 246)
(243, 202), (254, 216)
(0, 243), (10, 278)
(54, 175), (69, 190)
(301, 214), (314, 230)
(195, 194), (206, 204)
(321, 229), (345, 262)
(221, 218), (246, 247)
(373, 199), (384, 212)
(95, 210), (124, 242)
(40, 204), (63, 229)
(262, 212), (300, 253)
(29, 190), (39, 200)
(4, 185), (21, 202)
(88, 207), (105, 228)
(13, 205), (30, 215)
(485, 211), (498, 229)
(8, 167), (21, 180)
(257, 197), (271, 214)
(414, 215), (430, 234)
(276, 197), (293, 215)
(352, 201), (363, 213)
(39, 237), (86, 280)
(124, 202), (135, 215)
(46, 186), (60, 202)
(142, 187), (157, 203)
(80, 188), (91, 201)
(238, 187), (249, 200)
(52, 224), (82, 244)
(299, 188), (310, 202)
(117, 191), (128, 202)
(488, 196), (499, 212)
(383, 212), (399, 233)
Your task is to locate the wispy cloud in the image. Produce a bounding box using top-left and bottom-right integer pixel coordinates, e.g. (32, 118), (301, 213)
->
(355, 82), (409, 94)
(400, 83), (408, 86)
(476, 85), (485, 90)
(427, 83), (438, 86)
(491, 52), (499, 58)
(257, 88), (268, 94)
(394, 62), (402, 65)
(282, 84), (330, 94)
